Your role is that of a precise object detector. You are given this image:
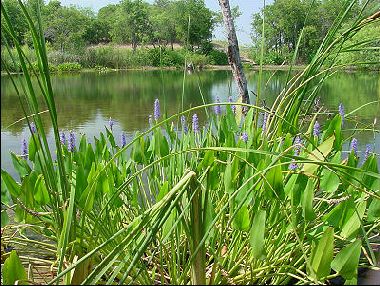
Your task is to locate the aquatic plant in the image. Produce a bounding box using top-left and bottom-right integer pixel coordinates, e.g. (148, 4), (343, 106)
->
(21, 138), (27, 159)
(192, 113), (199, 132)
(214, 96), (221, 115)
(109, 117), (115, 131)
(350, 137), (358, 156)
(121, 132), (127, 148)
(313, 121), (321, 137)
(181, 115), (188, 134)
(59, 131), (66, 145)
(1, 1), (379, 285)
(154, 98), (161, 120)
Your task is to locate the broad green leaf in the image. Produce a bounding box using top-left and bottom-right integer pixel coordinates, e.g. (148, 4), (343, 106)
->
(1, 170), (21, 197)
(309, 227), (334, 280)
(320, 152), (341, 192)
(341, 201), (366, 239)
(2, 250), (27, 285)
(322, 114), (342, 151)
(249, 209), (266, 259)
(302, 179), (316, 221)
(264, 164), (284, 200)
(34, 175), (50, 205)
(368, 198), (380, 222)
(233, 204), (250, 231)
(11, 152), (31, 178)
(207, 165), (219, 190)
(157, 181), (169, 201)
(303, 135), (335, 175)
(331, 239), (361, 280)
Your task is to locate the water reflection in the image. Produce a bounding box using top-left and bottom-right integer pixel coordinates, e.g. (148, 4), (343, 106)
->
(1, 69), (379, 177)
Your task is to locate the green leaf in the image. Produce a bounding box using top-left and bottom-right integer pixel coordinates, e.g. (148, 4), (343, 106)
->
(224, 162), (233, 193)
(249, 209), (266, 259)
(368, 198), (380, 222)
(302, 179), (316, 221)
(264, 164), (284, 200)
(303, 135), (335, 175)
(320, 152), (341, 192)
(322, 115), (342, 151)
(34, 175), (50, 205)
(11, 152), (31, 178)
(309, 227), (334, 280)
(2, 250), (27, 285)
(331, 239), (361, 280)
(233, 204), (250, 231)
(1, 170), (21, 197)
(341, 201), (366, 239)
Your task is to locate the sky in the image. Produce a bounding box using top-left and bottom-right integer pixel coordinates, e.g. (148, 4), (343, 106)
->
(57, 0), (272, 45)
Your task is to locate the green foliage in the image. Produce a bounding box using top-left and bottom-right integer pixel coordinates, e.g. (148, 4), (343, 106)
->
(57, 62), (82, 72)
(1, 0), (379, 285)
(2, 250), (27, 285)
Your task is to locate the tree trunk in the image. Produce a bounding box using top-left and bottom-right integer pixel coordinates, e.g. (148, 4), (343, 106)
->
(218, 0), (250, 105)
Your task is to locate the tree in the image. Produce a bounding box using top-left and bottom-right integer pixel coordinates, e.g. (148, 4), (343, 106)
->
(41, 3), (91, 52)
(110, 0), (152, 50)
(1, 0), (29, 45)
(218, 0), (249, 105)
(174, 0), (214, 50)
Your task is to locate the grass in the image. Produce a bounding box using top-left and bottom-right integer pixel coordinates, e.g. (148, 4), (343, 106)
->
(1, 0), (379, 285)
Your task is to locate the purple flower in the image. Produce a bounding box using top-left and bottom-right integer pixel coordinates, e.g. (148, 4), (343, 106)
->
(241, 132), (248, 143)
(68, 130), (76, 152)
(108, 117), (114, 131)
(60, 131), (66, 145)
(228, 96), (236, 113)
(350, 138), (358, 156)
(192, 113), (199, 133)
(181, 115), (188, 134)
(214, 96), (221, 115)
(289, 160), (298, 171)
(262, 112), (268, 132)
(364, 144), (371, 161)
(121, 132), (127, 148)
(154, 98), (160, 120)
(339, 103), (345, 126)
(313, 121), (321, 137)
(30, 122), (37, 134)
(289, 136), (302, 170)
(21, 138), (28, 159)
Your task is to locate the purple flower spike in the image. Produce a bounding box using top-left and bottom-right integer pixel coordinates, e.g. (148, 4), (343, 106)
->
(30, 122), (37, 134)
(289, 159), (298, 171)
(262, 112), (268, 132)
(350, 138), (358, 156)
(192, 113), (199, 133)
(364, 144), (371, 161)
(108, 117), (114, 131)
(121, 132), (127, 148)
(154, 98), (160, 120)
(21, 138), (28, 159)
(339, 103), (345, 126)
(181, 115), (188, 134)
(214, 96), (221, 115)
(60, 131), (66, 145)
(313, 121), (321, 137)
(68, 130), (76, 152)
(241, 132), (248, 143)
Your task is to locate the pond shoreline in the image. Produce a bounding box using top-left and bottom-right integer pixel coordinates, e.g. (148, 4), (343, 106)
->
(1, 64), (379, 76)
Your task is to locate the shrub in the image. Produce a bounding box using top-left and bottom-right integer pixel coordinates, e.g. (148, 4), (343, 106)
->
(56, 62), (82, 72)
(208, 49), (229, 65)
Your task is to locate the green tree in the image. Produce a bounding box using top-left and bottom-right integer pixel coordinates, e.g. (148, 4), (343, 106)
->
(1, 0), (29, 45)
(174, 0), (214, 50)
(110, 0), (152, 50)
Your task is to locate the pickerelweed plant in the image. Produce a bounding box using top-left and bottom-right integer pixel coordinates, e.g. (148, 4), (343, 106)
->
(1, 0), (380, 285)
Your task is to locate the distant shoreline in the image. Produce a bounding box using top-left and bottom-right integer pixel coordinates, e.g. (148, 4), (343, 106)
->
(2, 64), (378, 76)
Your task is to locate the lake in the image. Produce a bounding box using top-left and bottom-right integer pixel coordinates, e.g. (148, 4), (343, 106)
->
(1, 69), (379, 178)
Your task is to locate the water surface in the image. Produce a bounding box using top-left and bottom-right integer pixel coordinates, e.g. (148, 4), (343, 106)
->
(1, 69), (379, 178)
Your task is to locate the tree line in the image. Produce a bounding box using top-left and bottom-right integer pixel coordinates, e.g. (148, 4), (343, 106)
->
(2, 0), (218, 53)
(251, 0), (380, 65)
